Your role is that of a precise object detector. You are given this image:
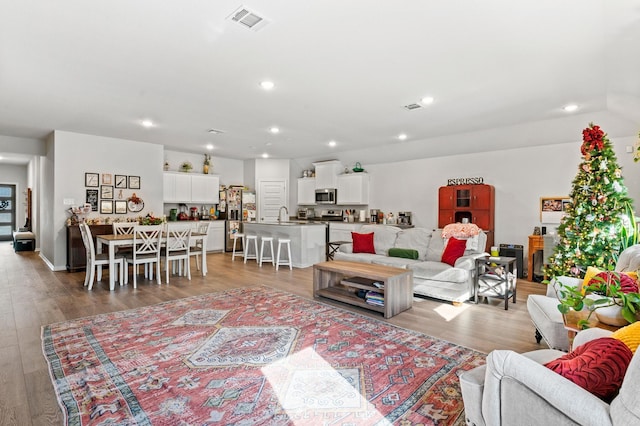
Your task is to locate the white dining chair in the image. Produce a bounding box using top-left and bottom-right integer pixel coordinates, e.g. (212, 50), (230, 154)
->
(163, 222), (191, 283)
(125, 224), (163, 288)
(189, 221), (210, 273)
(79, 222), (125, 290)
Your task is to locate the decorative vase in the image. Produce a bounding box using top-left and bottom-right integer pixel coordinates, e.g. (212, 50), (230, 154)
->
(203, 164), (209, 174)
(595, 302), (629, 326)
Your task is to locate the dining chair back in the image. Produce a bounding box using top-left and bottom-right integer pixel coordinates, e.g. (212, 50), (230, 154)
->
(79, 222), (124, 290)
(190, 221), (211, 272)
(112, 222), (136, 235)
(163, 223), (192, 283)
(126, 224), (163, 288)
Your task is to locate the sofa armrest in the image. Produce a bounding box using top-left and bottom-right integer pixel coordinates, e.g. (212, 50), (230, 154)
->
(547, 276), (583, 298)
(454, 252), (489, 270)
(483, 350), (612, 426)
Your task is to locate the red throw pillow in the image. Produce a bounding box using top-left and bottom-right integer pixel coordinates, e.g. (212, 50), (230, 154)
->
(544, 337), (632, 402)
(352, 232), (375, 254)
(588, 271), (639, 294)
(441, 237), (467, 266)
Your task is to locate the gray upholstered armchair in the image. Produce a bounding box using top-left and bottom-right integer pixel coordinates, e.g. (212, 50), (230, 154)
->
(459, 328), (640, 426)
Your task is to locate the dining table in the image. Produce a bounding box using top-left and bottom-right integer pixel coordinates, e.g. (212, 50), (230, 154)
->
(95, 232), (208, 291)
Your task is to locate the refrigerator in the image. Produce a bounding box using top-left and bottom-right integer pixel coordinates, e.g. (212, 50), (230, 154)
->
(219, 187), (257, 252)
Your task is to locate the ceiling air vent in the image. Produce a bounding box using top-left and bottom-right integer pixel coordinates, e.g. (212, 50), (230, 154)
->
(404, 103), (422, 111)
(228, 6), (269, 31)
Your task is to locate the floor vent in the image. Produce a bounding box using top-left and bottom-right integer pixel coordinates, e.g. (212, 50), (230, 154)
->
(404, 103), (422, 110)
(228, 6), (269, 31)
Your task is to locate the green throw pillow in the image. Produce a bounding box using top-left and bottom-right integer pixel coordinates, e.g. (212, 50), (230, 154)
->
(388, 248), (419, 260)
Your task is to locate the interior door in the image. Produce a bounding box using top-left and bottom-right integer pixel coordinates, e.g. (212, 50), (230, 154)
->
(0, 184), (16, 241)
(258, 180), (287, 222)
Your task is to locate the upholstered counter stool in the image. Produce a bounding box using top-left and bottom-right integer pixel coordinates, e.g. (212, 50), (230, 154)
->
(244, 235), (259, 264)
(276, 238), (292, 270)
(259, 236), (275, 267)
(231, 233), (245, 261)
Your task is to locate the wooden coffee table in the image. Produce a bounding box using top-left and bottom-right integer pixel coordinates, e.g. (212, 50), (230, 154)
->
(313, 260), (413, 318)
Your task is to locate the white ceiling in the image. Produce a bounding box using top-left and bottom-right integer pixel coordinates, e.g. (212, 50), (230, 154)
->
(1, 0), (639, 164)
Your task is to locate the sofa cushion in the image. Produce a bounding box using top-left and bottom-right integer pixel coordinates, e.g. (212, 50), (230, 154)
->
(352, 232), (375, 254)
(442, 237), (467, 266)
(371, 257), (418, 268)
(394, 228), (431, 260)
(388, 248), (419, 259)
(334, 252), (377, 263)
(359, 225), (401, 255)
(611, 321), (640, 354)
(544, 337), (633, 402)
(426, 230), (446, 261)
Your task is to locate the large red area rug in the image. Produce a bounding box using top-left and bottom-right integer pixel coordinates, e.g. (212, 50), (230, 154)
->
(42, 287), (485, 425)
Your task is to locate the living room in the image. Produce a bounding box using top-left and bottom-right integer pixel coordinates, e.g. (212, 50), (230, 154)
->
(2, 1), (640, 424)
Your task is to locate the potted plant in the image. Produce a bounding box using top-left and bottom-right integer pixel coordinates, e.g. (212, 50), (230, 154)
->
(555, 269), (640, 329)
(180, 161), (193, 173)
(203, 154), (211, 174)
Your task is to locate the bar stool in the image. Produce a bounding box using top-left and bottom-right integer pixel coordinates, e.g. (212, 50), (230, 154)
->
(259, 236), (275, 267)
(276, 238), (292, 271)
(231, 233), (245, 261)
(244, 235), (259, 264)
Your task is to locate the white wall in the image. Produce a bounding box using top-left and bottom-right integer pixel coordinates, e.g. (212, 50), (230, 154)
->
(163, 150), (244, 186)
(291, 136), (640, 261)
(43, 131), (164, 270)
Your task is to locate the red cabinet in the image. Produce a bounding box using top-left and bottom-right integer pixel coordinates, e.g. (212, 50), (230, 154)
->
(438, 184), (495, 250)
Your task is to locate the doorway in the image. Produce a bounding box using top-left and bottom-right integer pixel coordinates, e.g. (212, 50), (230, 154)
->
(258, 180), (287, 222)
(0, 184), (16, 241)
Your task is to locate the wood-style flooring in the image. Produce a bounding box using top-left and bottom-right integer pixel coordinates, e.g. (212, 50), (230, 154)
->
(0, 242), (548, 425)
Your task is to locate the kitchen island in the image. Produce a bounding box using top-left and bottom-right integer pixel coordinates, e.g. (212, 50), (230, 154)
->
(243, 222), (327, 268)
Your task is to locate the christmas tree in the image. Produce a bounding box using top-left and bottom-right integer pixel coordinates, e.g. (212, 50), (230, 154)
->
(544, 123), (636, 279)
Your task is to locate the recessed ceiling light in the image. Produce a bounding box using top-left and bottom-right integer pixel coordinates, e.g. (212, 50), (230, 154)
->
(141, 119), (154, 128)
(398, 133), (407, 141)
(206, 144), (214, 150)
(262, 153), (269, 158)
(421, 96), (434, 105)
(563, 104), (579, 112)
(270, 127), (280, 134)
(260, 81), (275, 90)
(328, 140), (337, 147)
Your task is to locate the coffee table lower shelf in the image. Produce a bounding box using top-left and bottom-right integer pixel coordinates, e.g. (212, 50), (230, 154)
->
(313, 260), (413, 319)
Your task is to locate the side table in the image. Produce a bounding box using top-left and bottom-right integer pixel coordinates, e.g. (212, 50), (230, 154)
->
(562, 310), (620, 350)
(474, 256), (518, 310)
(327, 240), (350, 260)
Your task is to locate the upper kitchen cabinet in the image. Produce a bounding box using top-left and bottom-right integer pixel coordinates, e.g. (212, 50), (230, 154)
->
(297, 177), (316, 205)
(163, 172), (219, 204)
(337, 173), (369, 205)
(313, 160), (342, 189)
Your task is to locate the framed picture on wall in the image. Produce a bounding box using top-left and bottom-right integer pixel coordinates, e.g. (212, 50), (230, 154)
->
(86, 189), (98, 211)
(85, 172), (99, 187)
(114, 200), (127, 214)
(128, 175), (140, 189)
(102, 173), (112, 185)
(115, 174), (127, 189)
(540, 196), (570, 223)
(101, 185), (114, 199)
(100, 200), (113, 214)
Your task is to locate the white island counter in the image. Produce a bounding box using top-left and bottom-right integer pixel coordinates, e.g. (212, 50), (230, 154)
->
(243, 222), (327, 268)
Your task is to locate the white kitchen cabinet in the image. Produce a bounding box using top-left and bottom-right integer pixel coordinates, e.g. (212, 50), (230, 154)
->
(313, 160), (342, 189)
(329, 222), (364, 242)
(191, 174), (220, 204)
(337, 173), (369, 205)
(206, 221), (225, 252)
(163, 172), (219, 203)
(297, 177), (316, 205)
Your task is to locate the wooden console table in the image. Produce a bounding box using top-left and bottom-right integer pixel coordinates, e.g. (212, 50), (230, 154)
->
(313, 261), (413, 318)
(527, 234), (544, 281)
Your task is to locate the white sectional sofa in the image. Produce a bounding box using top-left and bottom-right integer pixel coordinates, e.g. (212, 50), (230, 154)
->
(333, 225), (488, 303)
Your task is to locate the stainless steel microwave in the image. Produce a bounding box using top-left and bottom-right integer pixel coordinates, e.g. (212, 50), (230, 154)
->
(315, 188), (337, 204)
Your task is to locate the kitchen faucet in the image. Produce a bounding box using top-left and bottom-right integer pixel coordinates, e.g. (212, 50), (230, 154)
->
(278, 206), (288, 223)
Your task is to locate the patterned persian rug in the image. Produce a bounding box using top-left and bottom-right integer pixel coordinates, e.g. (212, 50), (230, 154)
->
(42, 287), (486, 425)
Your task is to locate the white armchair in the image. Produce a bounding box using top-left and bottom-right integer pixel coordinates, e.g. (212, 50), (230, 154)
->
(460, 328), (640, 426)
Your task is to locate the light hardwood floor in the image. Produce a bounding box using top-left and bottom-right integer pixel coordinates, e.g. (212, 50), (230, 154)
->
(0, 242), (548, 425)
